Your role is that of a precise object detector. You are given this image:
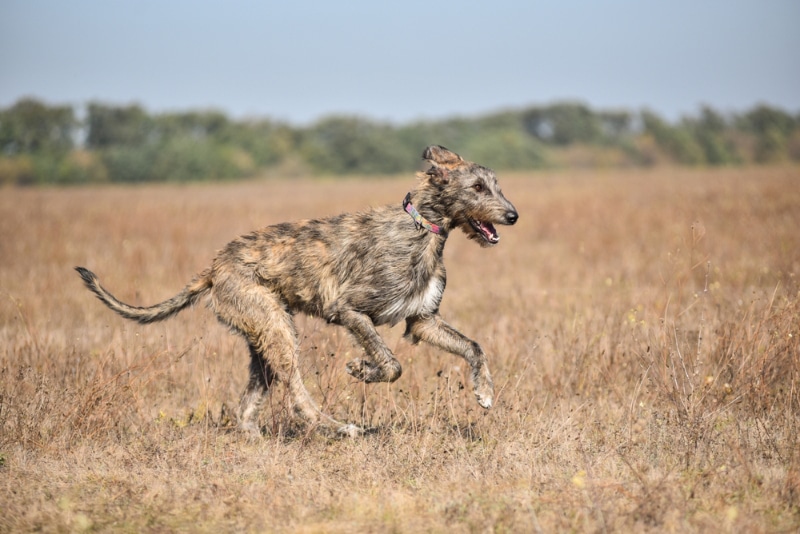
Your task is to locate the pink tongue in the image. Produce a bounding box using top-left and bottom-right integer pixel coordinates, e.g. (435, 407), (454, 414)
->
(481, 222), (498, 241)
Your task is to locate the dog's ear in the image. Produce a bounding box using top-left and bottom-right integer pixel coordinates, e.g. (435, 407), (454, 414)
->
(422, 145), (464, 185)
(424, 165), (449, 185)
(422, 145), (464, 168)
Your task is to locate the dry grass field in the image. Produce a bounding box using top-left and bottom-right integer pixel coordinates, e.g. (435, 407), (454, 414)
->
(1, 166), (799, 532)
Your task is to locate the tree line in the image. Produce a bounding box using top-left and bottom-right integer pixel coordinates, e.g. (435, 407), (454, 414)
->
(1, 98), (798, 185)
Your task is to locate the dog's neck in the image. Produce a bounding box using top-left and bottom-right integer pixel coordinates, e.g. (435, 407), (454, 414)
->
(403, 192), (442, 235)
(402, 188), (453, 237)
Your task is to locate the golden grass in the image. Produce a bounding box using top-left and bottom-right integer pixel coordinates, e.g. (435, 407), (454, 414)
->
(1, 166), (799, 532)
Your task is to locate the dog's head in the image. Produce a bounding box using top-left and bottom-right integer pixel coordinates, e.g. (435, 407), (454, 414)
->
(419, 145), (518, 247)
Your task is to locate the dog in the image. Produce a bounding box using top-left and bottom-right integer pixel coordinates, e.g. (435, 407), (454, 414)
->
(76, 145), (518, 436)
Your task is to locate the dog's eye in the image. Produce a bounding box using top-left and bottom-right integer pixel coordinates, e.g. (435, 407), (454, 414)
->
(473, 183), (484, 193)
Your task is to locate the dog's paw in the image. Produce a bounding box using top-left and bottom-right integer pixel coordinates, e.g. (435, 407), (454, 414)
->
(473, 380), (494, 410)
(337, 423), (364, 438)
(237, 421), (264, 439)
(345, 358), (381, 382)
(346, 358), (402, 383)
(472, 365), (494, 409)
(476, 393), (493, 409)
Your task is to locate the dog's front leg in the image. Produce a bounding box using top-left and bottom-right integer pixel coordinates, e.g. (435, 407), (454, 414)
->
(404, 314), (494, 409)
(335, 309), (402, 383)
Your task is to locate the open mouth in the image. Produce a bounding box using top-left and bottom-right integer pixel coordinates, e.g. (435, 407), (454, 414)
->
(469, 218), (500, 244)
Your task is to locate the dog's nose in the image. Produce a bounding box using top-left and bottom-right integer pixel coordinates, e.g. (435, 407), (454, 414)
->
(505, 211), (518, 225)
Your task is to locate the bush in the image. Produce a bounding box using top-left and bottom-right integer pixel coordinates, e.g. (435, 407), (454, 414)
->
(462, 129), (549, 170)
(301, 117), (414, 174)
(54, 151), (109, 184)
(99, 145), (160, 183)
(0, 155), (35, 186)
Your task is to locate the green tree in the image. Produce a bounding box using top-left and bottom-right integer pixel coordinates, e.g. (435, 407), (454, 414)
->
(152, 110), (230, 142)
(738, 105), (796, 163)
(522, 103), (601, 145)
(0, 98), (76, 154)
(301, 117), (412, 174)
(463, 129), (548, 170)
(224, 120), (297, 167)
(642, 110), (705, 165)
(688, 106), (738, 165)
(598, 110), (634, 141)
(85, 103), (152, 148)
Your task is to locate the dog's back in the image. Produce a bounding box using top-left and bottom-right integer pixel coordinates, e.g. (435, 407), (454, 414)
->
(212, 204), (447, 326)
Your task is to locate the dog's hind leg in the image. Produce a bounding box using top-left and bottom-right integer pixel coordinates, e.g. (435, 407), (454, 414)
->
(252, 305), (361, 436)
(215, 281), (361, 437)
(404, 314), (494, 409)
(237, 343), (276, 436)
(336, 309), (403, 384)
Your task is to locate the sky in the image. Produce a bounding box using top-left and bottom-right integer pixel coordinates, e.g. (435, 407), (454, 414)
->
(1, 1), (798, 125)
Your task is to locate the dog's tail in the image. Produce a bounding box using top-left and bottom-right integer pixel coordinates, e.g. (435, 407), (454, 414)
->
(75, 266), (212, 324)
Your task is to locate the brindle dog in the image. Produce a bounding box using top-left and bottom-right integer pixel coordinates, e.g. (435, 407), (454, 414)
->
(76, 145), (518, 436)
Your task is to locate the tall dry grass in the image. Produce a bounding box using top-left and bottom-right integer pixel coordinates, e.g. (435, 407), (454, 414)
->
(1, 167), (798, 532)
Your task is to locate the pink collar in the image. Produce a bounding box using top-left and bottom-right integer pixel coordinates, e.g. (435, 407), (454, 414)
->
(403, 193), (441, 234)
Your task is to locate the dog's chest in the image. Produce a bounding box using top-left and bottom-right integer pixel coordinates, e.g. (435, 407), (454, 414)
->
(376, 275), (444, 325)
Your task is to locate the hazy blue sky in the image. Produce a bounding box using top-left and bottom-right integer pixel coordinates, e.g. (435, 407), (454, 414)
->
(2, 1), (798, 124)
